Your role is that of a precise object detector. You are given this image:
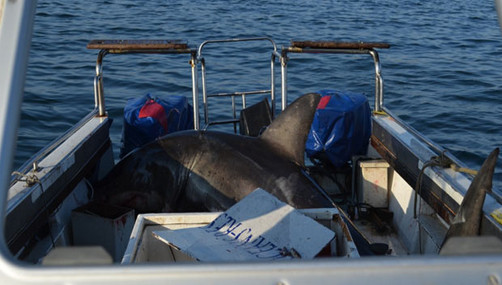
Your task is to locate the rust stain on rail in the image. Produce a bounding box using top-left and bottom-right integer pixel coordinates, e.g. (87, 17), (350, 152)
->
(87, 39), (188, 50)
(291, 41), (390, 50)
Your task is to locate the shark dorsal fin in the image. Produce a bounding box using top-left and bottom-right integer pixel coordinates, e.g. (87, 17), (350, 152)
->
(442, 147), (499, 245)
(259, 93), (321, 166)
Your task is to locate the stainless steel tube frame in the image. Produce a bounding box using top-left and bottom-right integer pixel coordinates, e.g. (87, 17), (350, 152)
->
(197, 37), (280, 128)
(189, 53), (200, 130)
(88, 40), (198, 126)
(94, 49), (108, 117)
(369, 49), (383, 112)
(280, 47), (384, 112)
(280, 49), (289, 111)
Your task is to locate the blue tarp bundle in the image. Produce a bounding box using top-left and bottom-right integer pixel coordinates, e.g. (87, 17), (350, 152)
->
(306, 90), (371, 167)
(120, 93), (193, 158)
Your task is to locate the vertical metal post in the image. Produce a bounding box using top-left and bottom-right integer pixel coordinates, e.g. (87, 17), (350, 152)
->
(270, 53), (276, 117)
(231, 96), (237, 133)
(241, 94), (246, 109)
(190, 52), (200, 130)
(280, 50), (289, 110)
(94, 49), (108, 117)
(0, 0), (38, 257)
(200, 58), (209, 126)
(369, 50), (383, 112)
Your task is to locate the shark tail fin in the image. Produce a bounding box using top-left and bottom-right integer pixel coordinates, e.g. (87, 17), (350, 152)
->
(259, 93), (321, 166)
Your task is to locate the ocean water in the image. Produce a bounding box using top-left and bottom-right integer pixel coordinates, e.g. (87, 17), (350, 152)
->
(17, 0), (502, 190)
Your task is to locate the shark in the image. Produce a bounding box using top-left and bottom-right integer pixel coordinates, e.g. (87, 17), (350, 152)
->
(94, 92), (500, 256)
(95, 93), (334, 213)
(95, 92), (379, 255)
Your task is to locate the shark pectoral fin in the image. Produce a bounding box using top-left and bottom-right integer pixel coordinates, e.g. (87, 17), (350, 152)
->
(259, 93), (321, 166)
(442, 147), (499, 246)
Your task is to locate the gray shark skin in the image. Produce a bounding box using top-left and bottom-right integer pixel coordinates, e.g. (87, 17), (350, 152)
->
(442, 147), (499, 244)
(95, 93), (333, 213)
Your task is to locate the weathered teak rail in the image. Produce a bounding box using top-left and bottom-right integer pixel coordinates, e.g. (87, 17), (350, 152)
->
(87, 39), (191, 53)
(290, 41), (390, 50)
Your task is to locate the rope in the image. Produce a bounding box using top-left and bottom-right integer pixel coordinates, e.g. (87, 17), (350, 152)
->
(11, 171), (40, 186)
(414, 152), (479, 219)
(413, 151), (478, 253)
(413, 153), (452, 254)
(11, 170), (57, 250)
(450, 164), (478, 176)
(372, 110), (388, 116)
(83, 178), (95, 200)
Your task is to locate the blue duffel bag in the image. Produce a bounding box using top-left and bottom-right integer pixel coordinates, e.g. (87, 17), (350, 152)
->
(120, 93), (193, 158)
(306, 90), (371, 167)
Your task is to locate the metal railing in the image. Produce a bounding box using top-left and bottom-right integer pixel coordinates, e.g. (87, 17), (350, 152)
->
(281, 41), (389, 113)
(12, 38), (393, 185)
(86, 39), (390, 133)
(197, 37), (280, 131)
(87, 39), (200, 129)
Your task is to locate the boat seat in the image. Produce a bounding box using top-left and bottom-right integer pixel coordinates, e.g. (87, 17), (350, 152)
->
(239, 98), (272, 137)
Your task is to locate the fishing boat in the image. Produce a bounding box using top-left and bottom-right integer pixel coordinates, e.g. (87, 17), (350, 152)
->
(1, 1), (502, 284)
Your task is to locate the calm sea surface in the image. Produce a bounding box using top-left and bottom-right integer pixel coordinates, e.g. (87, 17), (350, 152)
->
(17, 0), (502, 190)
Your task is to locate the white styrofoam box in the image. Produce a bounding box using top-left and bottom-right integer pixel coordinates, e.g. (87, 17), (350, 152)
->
(71, 202), (135, 262)
(122, 207), (359, 264)
(358, 159), (390, 208)
(152, 189), (335, 262)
